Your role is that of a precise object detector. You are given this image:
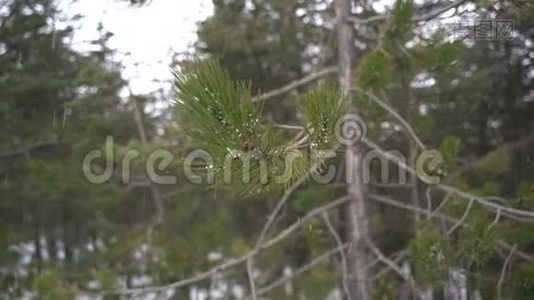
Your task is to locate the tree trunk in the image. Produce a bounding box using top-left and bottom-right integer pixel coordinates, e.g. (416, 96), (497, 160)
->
(335, 0), (371, 299)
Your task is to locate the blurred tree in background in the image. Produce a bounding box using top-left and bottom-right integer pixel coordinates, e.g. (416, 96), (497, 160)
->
(0, 0), (534, 299)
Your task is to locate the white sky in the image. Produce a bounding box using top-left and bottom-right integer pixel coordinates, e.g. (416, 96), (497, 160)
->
(59, 0), (213, 95)
(56, 0), (460, 99)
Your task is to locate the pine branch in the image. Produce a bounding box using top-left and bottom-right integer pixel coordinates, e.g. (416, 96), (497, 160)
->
(174, 60), (340, 193)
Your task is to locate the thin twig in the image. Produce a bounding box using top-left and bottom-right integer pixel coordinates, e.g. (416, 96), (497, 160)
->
(244, 244), (387, 300)
(352, 88), (426, 150)
(246, 258), (257, 300)
(129, 90), (165, 257)
(322, 212), (350, 299)
(446, 136), (534, 183)
(369, 193), (534, 263)
(256, 177), (305, 245)
(251, 67), (338, 102)
(371, 250), (408, 281)
(0, 140), (59, 159)
(353, 87), (534, 221)
(430, 190), (453, 220)
(244, 244), (347, 299)
(274, 124), (306, 131)
(447, 197), (475, 235)
(415, 0), (470, 22)
(362, 137), (534, 220)
(490, 208), (501, 228)
(365, 237), (422, 299)
(425, 187), (433, 220)
(497, 244), (517, 300)
(347, 0), (469, 25)
(113, 196), (351, 295)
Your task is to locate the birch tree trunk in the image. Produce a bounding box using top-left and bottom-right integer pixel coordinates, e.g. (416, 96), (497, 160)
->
(335, 0), (371, 299)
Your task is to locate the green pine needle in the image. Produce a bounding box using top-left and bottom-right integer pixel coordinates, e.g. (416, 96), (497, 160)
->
(174, 60), (349, 195)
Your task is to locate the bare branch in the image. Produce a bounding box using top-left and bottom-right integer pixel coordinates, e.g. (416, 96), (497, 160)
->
(371, 250), (408, 281)
(490, 208), (501, 228)
(369, 193), (534, 263)
(251, 67), (338, 102)
(352, 88), (426, 150)
(497, 244), (517, 300)
(425, 187), (433, 220)
(499, 242), (532, 263)
(347, 0), (470, 25)
(0, 140), (59, 159)
(130, 92), (164, 225)
(446, 136), (534, 183)
(447, 197), (475, 235)
(365, 237), (421, 299)
(354, 90), (534, 221)
(429, 189), (453, 220)
(362, 138), (534, 221)
(244, 244), (392, 300)
(440, 185), (534, 220)
(114, 196), (350, 295)
(322, 212), (350, 299)
(415, 0), (470, 22)
(246, 258), (257, 300)
(244, 244), (348, 300)
(256, 177), (305, 245)
(273, 124), (306, 131)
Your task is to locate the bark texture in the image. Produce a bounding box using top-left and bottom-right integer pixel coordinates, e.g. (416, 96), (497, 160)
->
(335, 0), (371, 299)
